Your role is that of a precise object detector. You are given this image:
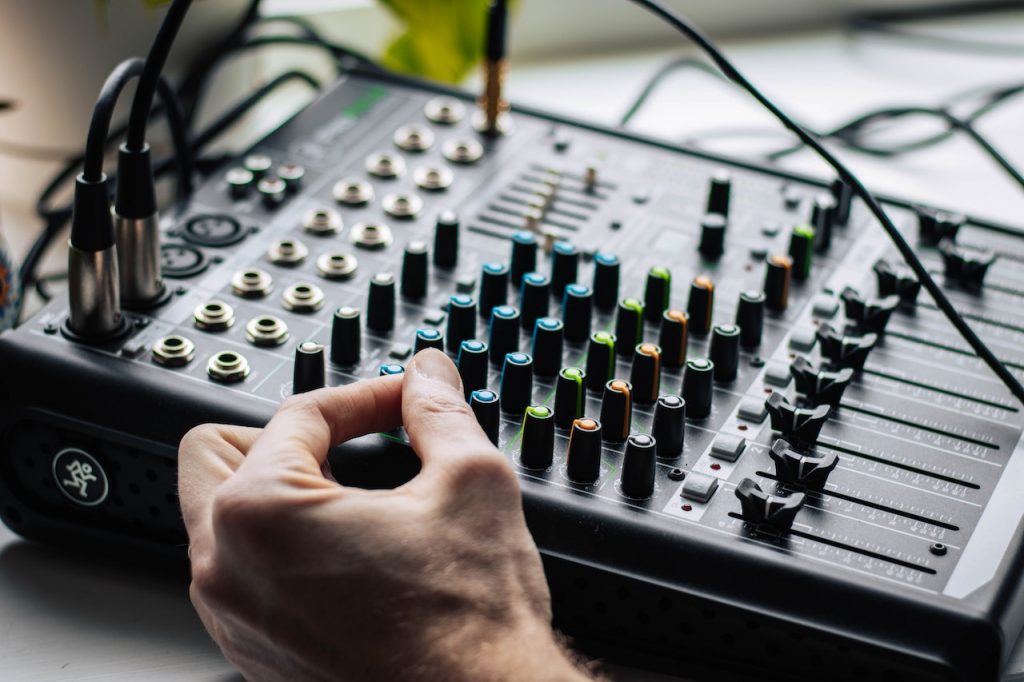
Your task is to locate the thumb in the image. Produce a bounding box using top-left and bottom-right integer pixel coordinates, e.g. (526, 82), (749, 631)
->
(401, 349), (507, 483)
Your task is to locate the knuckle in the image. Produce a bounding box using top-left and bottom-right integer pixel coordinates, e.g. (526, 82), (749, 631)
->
(210, 483), (270, 533)
(179, 423), (223, 459)
(448, 452), (519, 495)
(414, 391), (475, 424)
(278, 393), (323, 421)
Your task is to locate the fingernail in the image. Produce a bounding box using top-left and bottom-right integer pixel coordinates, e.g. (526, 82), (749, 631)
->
(411, 348), (462, 391)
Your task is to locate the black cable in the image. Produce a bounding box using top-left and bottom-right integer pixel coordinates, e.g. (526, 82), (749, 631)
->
(626, 0), (1024, 405)
(619, 56), (726, 127)
(82, 59), (146, 182)
(126, 0), (192, 152)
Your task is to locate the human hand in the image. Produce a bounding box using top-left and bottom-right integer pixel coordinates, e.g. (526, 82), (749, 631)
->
(179, 349), (591, 681)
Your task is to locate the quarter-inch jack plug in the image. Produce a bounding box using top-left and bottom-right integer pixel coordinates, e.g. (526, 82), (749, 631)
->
(114, 143), (165, 307)
(476, 0), (510, 136)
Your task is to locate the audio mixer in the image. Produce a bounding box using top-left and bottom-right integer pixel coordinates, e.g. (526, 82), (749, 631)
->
(3, 67), (1024, 681)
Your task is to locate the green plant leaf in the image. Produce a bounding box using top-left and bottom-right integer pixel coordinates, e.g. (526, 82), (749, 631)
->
(378, 0), (512, 83)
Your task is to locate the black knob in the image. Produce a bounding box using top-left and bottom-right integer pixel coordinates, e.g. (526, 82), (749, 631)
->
(470, 389), (500, 444)
(768, 438), (839, 491)
(562, 283), (593, 343)
(510, 230), (538, 286)
(788, 225), (815, 281)
(519, 272), (551, 330)
(488, 305), (520, 364)
(830, 178), (853, 225)
(735, 477), (805, 532)
(400, 240), (429, 299)
(446, 294), (477, 353)
(659, 309), (688, 369)
(764, 255), (792, 311)
(532, 317), (564, 377)
(566, 418), (603, 484)
(329, 306), (361, 366)
(379, 363), (405, 376)
(709, 324), (740, 383)
(500, 352), (534, 415)
(554, 367), (586, 429)
(550, 241), (580, 299)
(293, 341), (325, 394)
(811, 194), (836, 254)
(917, 206), (964, 246)
(652, 395), (685, 458)
(706, 170), (731, 216)
(698, 213), (727, 260)
(592, 251), (621, 310)
(629, 343), (662, 405)
(366, 272), (396, 333)
(939, 238), (995, 289)
(735, 291), (764, 348)
(479, 262), (509, 319)
(615, 298), (645, 356)
(433, 210), (460, 269)
(585, 331), (616, 392)
(643, 266), (672, 323)
(457, 340), (489, 400)
(765, 392), (830, 446)
(600, 379), (633, 443)
(620, 434), (657, 499)
(790, 356), (853, 407)
(520, 405), (555, 470)
(816, 323), (877, 371)
(873, 259), (920, 308)
(413, 328), (444, 354)
(683, 358), (714, 419)
(840, 287), (899, 334)
(687, 276), (715, 335)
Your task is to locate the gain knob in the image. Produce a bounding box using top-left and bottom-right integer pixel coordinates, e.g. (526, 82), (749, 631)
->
(470, 389), (501, 444)
(457, 340), (489, 399)
(566, 418), (603, 484)
(620, 434), (657, 499)
(293, 341), (326, 394)
(520, 405), (555, 470)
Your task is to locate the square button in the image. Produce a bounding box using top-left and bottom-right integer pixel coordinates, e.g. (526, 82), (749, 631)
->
(711, 434), (746, 462)
(738, 397), (768, 423)
(681, 472), (719, 503)
(389, 344), (412, 360)
(812, 295), (839, 318)
(764, 363), (793, 387)
(455, 275), (476, 294)
(790, 328), (817, 352)
(423, 312), (446, 326)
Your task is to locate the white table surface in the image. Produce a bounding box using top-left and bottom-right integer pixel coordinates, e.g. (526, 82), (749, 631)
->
(5, 13), (1024, 681)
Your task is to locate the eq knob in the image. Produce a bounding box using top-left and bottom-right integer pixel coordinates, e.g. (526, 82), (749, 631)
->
(400, 241), (429, 299)
(470, 389), (501, 444)
(939, 238), (995, 289)
(519, 272), (551, 330)
(433, 210), (460, 269)
(531, 317), (564, 377)
(830, 177), (853, 225)
(659, 309), (688, 369)
(788, 224), (815, 281)
(811, 194), (836, 253)
(705, 170), (731, 216)
(520, 405), (555, 470)
(643, 266), (672, 322)
(479, 262), (510, 319)
(765, 392), (830, 446)
(293, 341), (326, 394)
(550, 241), (580, 298)
(446, 294), (477, 353)
(687, 276), (715, 335)
(457, 340), (489, 400)
(615, 298), (645, 356)
(488, 305), (521, 364)
(500, 352), (534, 415)
(585, 332), (616, 392)
(629, 343), (662, 405)
(366, 272), (396, 333)
(620, 434), (657, 499)
(873, 259), (920, 308)
(735, 291), (765, 348)
(709, 324), (740, 383)
(840, 287), (898, 334)
(554, 367), (586, 428)
(562, 284), (593, 343)
(592, 252), (621, 310)
(764, 254), (792, 311)
(566, 418), (603, 484)
(600, 379), (633, 443)
(413, 328), (444, 354)
(698, 213), (727, 260)
(682, 358), (714, 419)
(768, 439), (839, 491)
(734, 478), (805, 532)
(652, 394), (685, 458)
(510, 231), (538, 286)
(329, 306), (361, 366)
(816, 323), (877, 371)
(790, 356), (853, 407)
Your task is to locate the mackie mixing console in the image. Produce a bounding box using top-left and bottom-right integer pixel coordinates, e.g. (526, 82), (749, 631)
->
(3, 67), (1024, 681)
